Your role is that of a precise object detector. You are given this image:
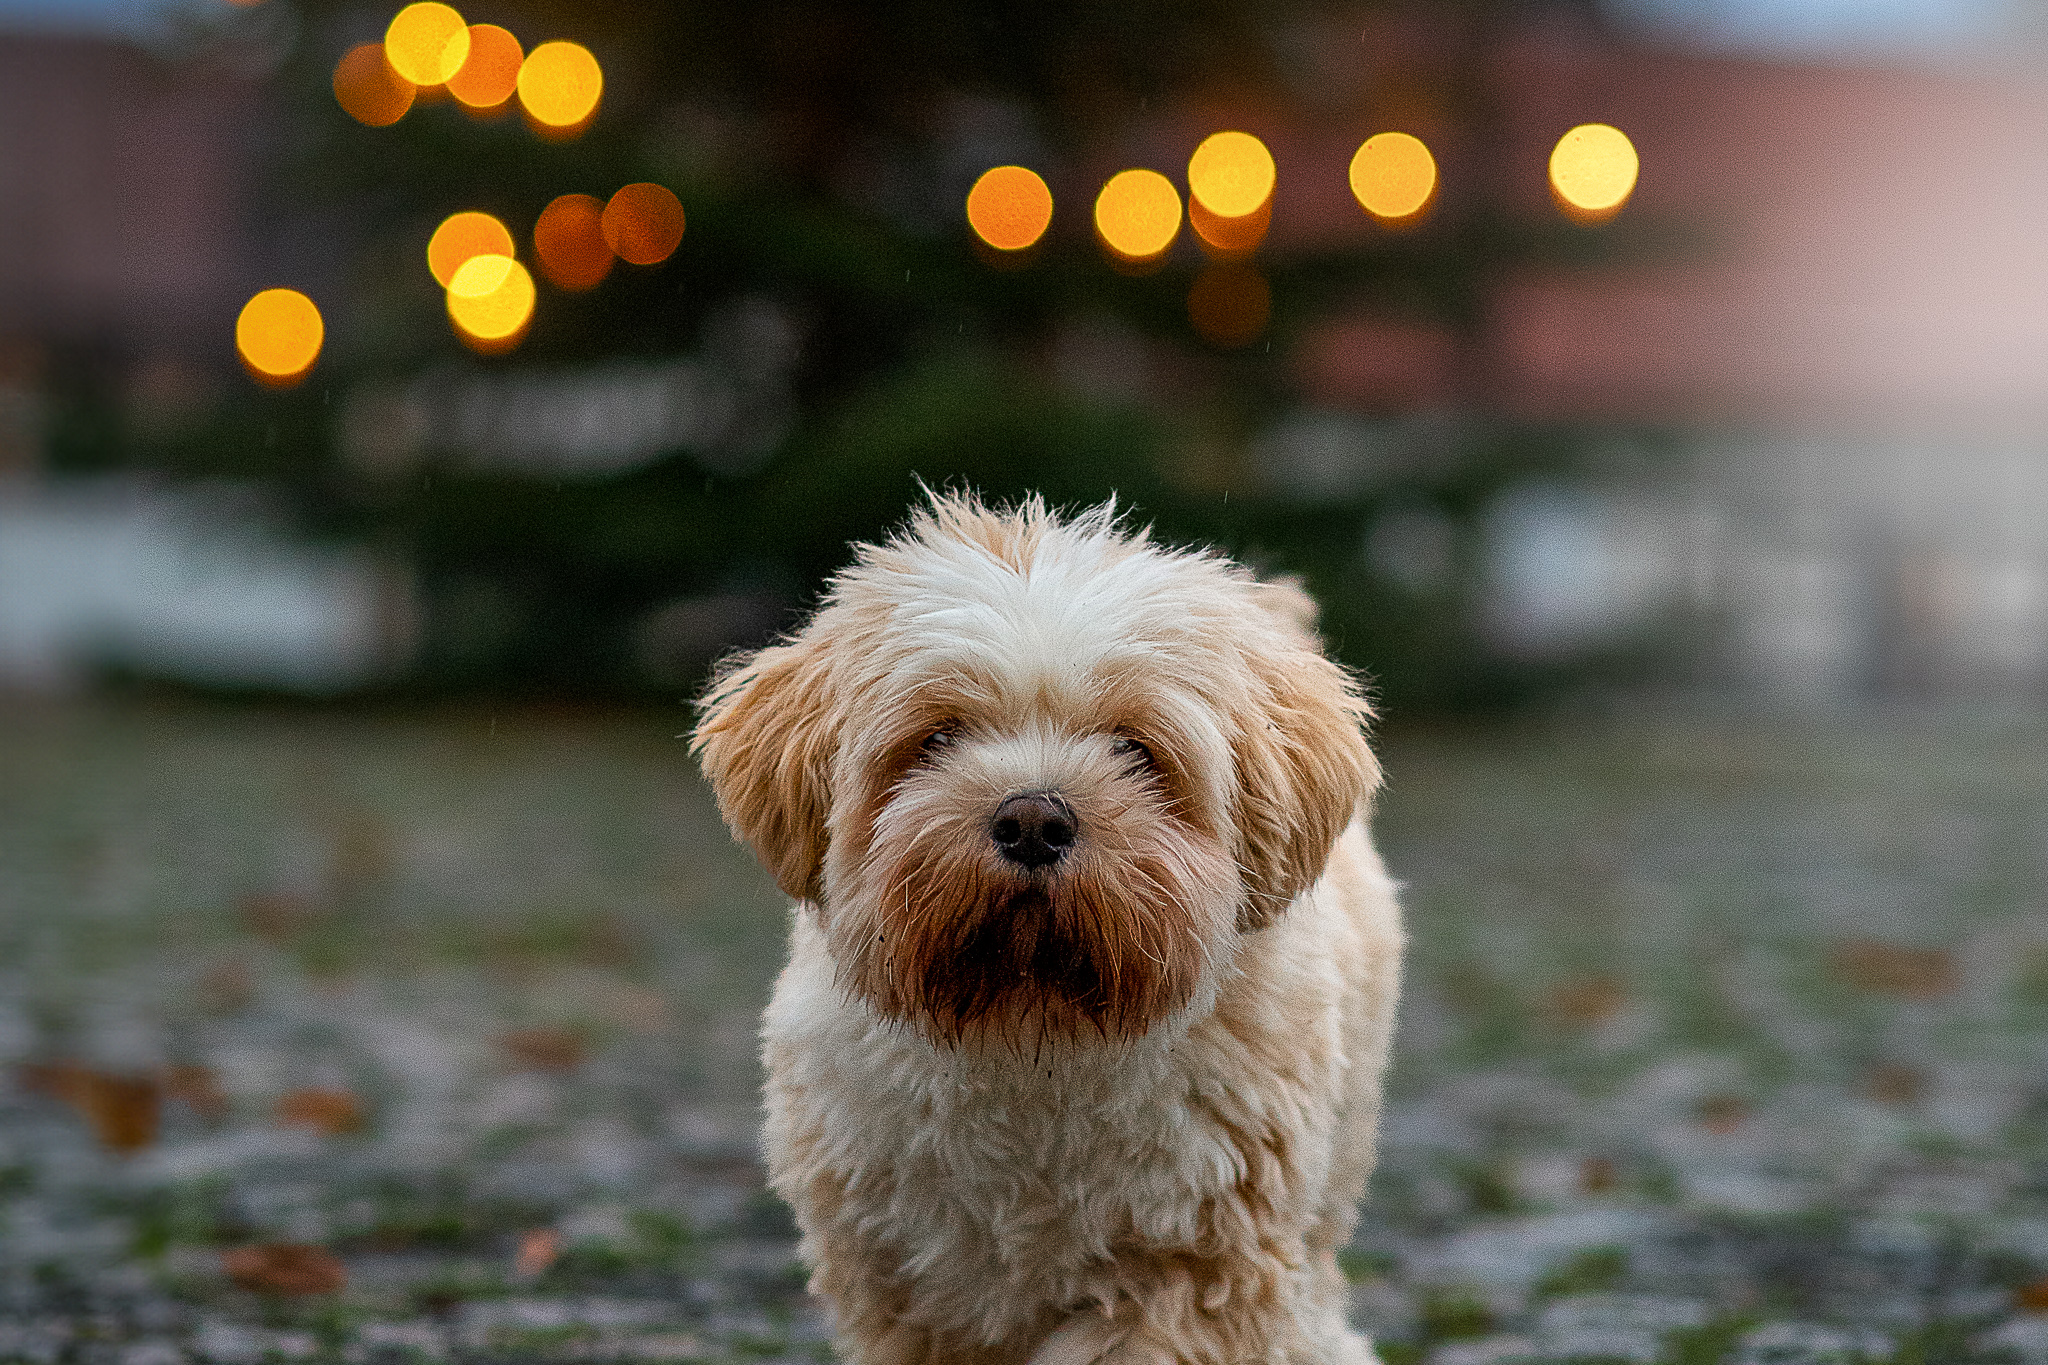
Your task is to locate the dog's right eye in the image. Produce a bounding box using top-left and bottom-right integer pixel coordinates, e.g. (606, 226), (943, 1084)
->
(919, 726), (957, 757)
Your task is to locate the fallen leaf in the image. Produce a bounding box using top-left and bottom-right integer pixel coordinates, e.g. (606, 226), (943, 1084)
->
(1866, 1063), (1924, 1107)
(1548, 976), (1627, 1027)
(19, 1062), (160, 1154)
(275, 1087), (365, 1135)
(1832, 939), (1956, 1000)
(223, 1244), (347, 1296)
(1697, 1094), (1749, 1135)
(513, 1228), (562, 1279)
(2017, 1276), (2048, 1313)
(163, 1064), (229, 1122)
(1579, 1156), (1619, 1193)
(501, 1028), (585, 1071)
(238, 892), (319, 942)
(199, 958), (254, 1013)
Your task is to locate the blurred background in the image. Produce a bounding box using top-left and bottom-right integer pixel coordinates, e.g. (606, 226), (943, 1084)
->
(5, 0), (2048, 1362)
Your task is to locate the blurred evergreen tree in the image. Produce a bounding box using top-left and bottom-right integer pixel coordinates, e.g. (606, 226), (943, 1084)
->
(108, 0), (1652, 709)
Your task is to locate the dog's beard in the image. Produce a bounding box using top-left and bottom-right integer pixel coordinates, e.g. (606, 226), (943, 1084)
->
(830, 786), (1238, 1045)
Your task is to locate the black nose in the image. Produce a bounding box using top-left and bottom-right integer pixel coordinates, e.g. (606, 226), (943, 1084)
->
(990, 791), (1076, 869)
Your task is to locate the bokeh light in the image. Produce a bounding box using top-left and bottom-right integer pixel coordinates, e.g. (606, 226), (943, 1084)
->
(332, 43), (415, 127)
(1550, 123), (1639, 221)
(1187, 131), (1275, 220)
(1189, 195), (1269, 258)
(965, 166), (1053, 252)
(601, 184), (685, 266)
(533, 194), (614, 290)
(1094, 169), (1181, 263)
(427, 212), (515, 288)
(236, 289), (323, 385)
(446, 254), (535, 350)
(517, 41), (602, 132)
(1187, 263), (1270, 348)
(1349, 132), (1437, 223)
(384, 3), (470, 87)
(447, 24), (522, 110)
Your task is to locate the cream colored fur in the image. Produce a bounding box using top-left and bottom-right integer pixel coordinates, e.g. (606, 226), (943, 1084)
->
(694, 494), (1403, 1365)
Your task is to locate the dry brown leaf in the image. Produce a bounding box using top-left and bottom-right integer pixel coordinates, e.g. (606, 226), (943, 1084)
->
(1579, 1156), (1619, 1193)
(1832, 939), (1957, 1000)
(1548, 976), (1628, 1027)
(163, 1064), (229, 1122)
(19, 1062), (160, 1154)
(501, 1027), (585, 1071)
(513, 1228), (563, 1279)
(1866, 1063), (1925, 1107)
(2016, 1276), (2048, 1313)
(1697, 1094), (1749, 1135)
(275, 1087), (365, 1135)
(238, 892), (319, 942)
(222, 1244), (347, 1296)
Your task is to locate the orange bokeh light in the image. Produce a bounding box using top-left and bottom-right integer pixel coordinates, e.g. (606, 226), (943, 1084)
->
(517, 41), (602, 132)
(427, 211), (515, 288)
(236, 289), (324, 385)
(447, 24), (522, 110)
(601, 183), (685, 266)
(1187, 263), (1270, 348)
(447, 254), (535, 350)
(1349, 132), (1437, 223)
(385, 3), (470, 87)
(1550, 123), (1638, 222)
(533, 194), (614, 290)
(332, 43), (415, 127)
(1094, 169), (1181, 263)
(1189, 194), (1269, 258)
(965, 166), (1053, 252)
(1187, 131), (1274, 220)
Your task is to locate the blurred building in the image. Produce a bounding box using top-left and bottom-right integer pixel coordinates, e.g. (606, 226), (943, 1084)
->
(1478, 40), (2048, 697)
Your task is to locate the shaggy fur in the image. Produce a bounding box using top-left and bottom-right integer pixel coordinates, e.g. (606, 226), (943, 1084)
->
(693, 493), (1403, 1364)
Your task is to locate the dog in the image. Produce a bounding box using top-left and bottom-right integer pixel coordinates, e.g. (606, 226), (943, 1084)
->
(693, 493), (1402, 1365)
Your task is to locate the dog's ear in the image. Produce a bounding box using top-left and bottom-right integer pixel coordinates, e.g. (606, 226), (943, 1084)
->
(692, 635), (839, 904)
(1231, 615), (1379, 930)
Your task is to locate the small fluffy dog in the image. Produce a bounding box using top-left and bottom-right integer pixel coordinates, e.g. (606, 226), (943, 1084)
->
(693, 493), (1402, 1365)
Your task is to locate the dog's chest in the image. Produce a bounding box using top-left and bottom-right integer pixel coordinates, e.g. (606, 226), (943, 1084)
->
(761, 921), (1318, 1297)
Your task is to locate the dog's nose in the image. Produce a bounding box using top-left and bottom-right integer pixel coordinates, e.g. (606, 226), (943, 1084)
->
(990, 791), (1076, 869)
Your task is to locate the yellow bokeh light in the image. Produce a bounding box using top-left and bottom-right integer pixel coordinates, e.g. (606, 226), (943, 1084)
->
(1187, 131), (1274, 220)
(1549, 123), (1638, 220)
(447, 254), (535, 348)
(1094, 169), (1181, 262)
(385, 3), (470, 87)
(332, 42), (415, 128)
(427, 211), (515, 288)
(236, 289), (323, 385)
(1349, 132), (1437, 222)
(517, 41), (602, 131)
(447, 24), (522, 109)
(965, 166), (1053, 252)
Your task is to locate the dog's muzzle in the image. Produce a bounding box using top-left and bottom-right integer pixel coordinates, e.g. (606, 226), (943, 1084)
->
(990, 791), (1076, 870)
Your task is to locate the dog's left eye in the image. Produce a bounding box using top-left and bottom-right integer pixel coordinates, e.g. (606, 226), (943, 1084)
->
(1111, 734), (1157, 772)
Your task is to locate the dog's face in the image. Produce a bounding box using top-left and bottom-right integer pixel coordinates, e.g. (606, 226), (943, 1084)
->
(694, 495), (1377, 1044)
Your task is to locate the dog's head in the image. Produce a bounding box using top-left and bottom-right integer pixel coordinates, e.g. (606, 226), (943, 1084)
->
(693, 493), (1377, 1043)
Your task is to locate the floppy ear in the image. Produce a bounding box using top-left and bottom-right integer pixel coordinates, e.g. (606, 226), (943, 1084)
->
(691, 634), (839, 904)
(1232, 610), (1379, 930)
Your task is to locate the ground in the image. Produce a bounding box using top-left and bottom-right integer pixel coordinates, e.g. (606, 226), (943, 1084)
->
(2, 700), (2046, 1364)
